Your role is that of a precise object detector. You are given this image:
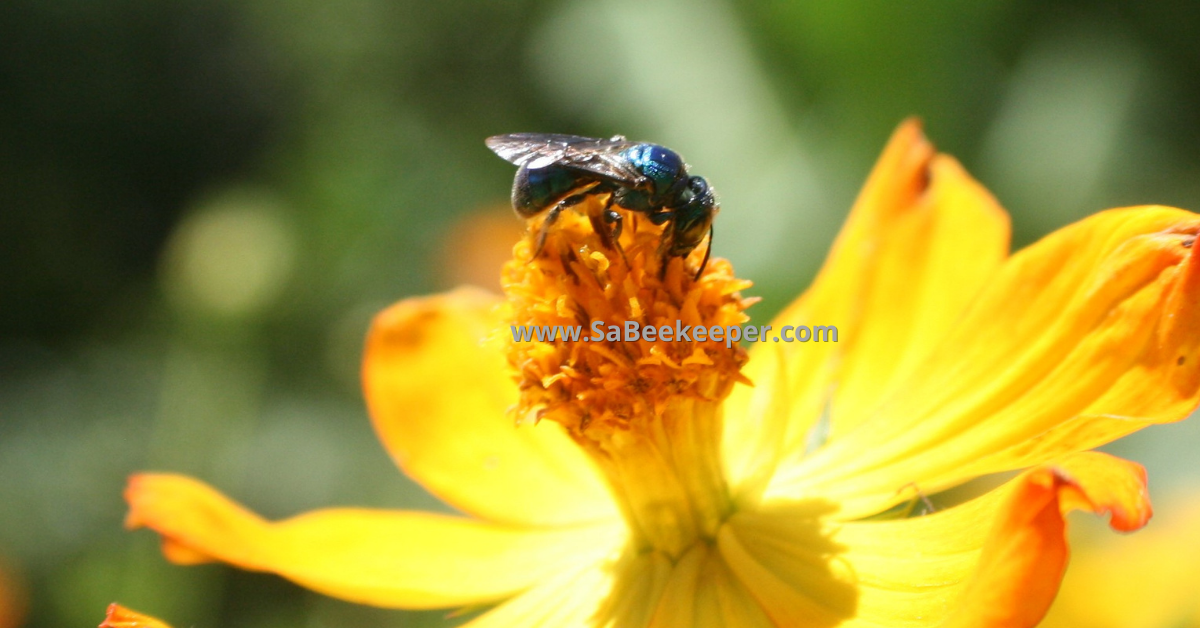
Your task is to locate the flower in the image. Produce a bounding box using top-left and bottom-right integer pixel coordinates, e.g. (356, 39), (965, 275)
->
(124, 120), (1200, 626)
(99, 603), (172, 628)
(1039, 496), (1200, 628)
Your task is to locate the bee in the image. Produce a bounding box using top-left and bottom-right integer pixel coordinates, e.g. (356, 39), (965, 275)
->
(486, 133), (717, 279)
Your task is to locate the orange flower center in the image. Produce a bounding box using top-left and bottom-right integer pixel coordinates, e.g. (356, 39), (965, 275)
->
(501, 197), (755, 557)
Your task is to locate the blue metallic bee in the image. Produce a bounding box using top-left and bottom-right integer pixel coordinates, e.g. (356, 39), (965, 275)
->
(486, 133), (717, 279)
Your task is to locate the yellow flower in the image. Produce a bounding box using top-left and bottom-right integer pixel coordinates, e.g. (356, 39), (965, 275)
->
(1040, 496), (1200, 628)
(99, 603), (173, 628)
(124, 120), (1200, 626)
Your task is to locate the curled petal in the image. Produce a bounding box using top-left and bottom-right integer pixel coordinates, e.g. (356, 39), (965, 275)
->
(99, 604), (172, 628)
(723, 119), (1009, 500)
(771, 206), (1200, 517)
(721, 452), (1149, 628)
(363, 287), (617, 526)
(125, 473), (625, 609)
(942, 452), (1150, 628)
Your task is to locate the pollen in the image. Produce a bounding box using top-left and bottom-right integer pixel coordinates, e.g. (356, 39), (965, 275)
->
(501, 199), (755, 439)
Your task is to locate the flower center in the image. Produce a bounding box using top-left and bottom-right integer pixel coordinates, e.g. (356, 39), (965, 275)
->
(500, 198), (755, 558)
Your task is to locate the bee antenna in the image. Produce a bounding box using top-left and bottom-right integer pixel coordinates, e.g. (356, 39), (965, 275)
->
(694, 224), (714, 281)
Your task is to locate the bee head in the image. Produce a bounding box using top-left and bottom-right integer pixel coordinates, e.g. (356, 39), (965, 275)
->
(665, 176), (717, 257)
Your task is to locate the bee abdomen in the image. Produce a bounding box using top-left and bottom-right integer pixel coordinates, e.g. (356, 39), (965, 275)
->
(512, 164), (591, 218)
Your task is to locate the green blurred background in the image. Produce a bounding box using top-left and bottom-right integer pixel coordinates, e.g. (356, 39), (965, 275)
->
(4, 1), (1200, 626)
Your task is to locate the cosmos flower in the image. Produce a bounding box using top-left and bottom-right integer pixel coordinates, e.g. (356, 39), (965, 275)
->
(123, 120), (1200, 627)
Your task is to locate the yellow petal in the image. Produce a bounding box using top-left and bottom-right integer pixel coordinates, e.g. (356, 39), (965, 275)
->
(460, 548), (742, 628)
(646, 545), (779, 628)
(597, 551), (674, 628)
(363, 287), (617, 526)
(124, 473), (625, 609)
(717, 501), (856, 628)
(723, 119), (1009, 499)
(458, 558), (618, 628)
(769, 206), (1200, 517)
(99, 603), (173, 628)
(469, 546), (775, 628)
(721, 452), (1149, 628)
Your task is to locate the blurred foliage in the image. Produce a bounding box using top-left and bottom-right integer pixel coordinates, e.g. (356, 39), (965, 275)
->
(4, 1), (1200, 626)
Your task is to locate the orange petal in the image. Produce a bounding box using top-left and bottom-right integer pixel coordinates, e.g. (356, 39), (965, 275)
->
(363, 287), (617, 526)
(125, 473), (626, 609)
(99, 603), (172, 628)
(720, 452), (1148, 628)
(723, 119), (1010, 499)
(769, 206), (1200, 517)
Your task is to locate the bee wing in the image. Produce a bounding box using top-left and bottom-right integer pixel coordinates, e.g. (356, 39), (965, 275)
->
(486, 133), (646, 185)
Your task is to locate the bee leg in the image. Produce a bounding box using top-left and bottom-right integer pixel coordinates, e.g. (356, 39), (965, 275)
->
(645, 210), (677, 280)
(600, 196), (631, 267)
(694, 225), (714, 281)
(605, 207), (623, 242)
(896, 482), (936, 516)
(532, 193), (590, 258)
(531, 205), (565, 259)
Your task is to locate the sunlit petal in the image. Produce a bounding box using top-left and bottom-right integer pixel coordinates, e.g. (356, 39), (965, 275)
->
(125, 473), (625, 609)
(363, 287), (617, 526)
(723, 120), (1009, 499)
(723, 452), (1148, 627)
(770, 206), (1200, 516)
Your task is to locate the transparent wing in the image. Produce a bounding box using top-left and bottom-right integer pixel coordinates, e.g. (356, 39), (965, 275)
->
(486, 133), (646, 184)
